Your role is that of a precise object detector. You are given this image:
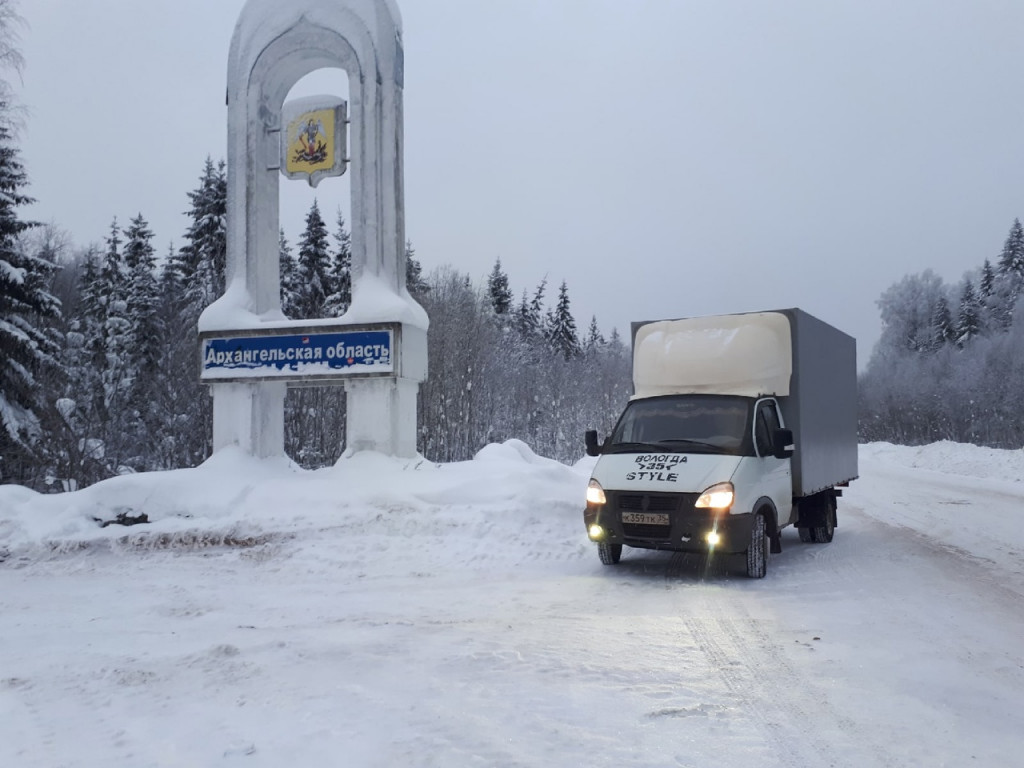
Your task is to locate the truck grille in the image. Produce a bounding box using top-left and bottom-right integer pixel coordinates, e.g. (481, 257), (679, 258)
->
(617, 494), (678, 512)
(610, 492), (700, 540)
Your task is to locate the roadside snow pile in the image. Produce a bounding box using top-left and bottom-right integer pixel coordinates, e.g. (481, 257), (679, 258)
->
(861, 441), (1024, 483)
(852, 442), (1024, 583)
(0, 441), (590, 561)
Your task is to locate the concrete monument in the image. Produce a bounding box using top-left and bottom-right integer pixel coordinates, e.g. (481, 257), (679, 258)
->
(198, 0), (427, 459)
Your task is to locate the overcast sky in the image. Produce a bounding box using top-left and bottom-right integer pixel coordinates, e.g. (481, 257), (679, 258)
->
(15, 0), (1024, 364)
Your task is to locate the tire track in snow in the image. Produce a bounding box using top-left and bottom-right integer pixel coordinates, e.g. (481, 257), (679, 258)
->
(841, 501), (1024, 606)
(663, 553), (897, 768)
(0, 677), (62, 768)
(680, 614), (811, 767)
(660, 552), (816, 767)
(651, 494), (1024, 768)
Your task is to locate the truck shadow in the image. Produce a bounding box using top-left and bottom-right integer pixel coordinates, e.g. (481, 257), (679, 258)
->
(607, 532), (810, 582)
(609, 548), (743, 582)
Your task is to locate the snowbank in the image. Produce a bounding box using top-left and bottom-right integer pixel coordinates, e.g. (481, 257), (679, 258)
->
(0, 441), (589, 560)
(861, 440), (1024, 484)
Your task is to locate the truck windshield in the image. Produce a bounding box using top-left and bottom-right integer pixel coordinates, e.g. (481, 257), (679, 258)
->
(607, 395), (754, 455)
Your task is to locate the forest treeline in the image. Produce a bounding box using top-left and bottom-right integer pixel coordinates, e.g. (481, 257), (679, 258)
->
(858, 218), (1024, 447)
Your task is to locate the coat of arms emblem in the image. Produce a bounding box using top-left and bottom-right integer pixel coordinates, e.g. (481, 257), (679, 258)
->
(280, 96), (348, 187)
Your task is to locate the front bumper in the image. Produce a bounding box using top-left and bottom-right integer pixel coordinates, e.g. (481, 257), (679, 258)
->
(584, 490), (754, 554)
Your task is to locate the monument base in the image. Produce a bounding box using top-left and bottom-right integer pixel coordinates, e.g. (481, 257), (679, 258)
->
(344, 376), (420, 458)
(211, 381), (286, 459)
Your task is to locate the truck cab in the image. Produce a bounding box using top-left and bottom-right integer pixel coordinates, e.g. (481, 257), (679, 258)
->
(584, 393), (793, 575)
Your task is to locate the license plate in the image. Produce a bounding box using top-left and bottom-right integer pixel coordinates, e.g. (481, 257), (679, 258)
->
(621, 512), (670, 526)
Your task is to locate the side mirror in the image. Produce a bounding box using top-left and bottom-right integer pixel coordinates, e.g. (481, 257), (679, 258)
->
(772, 428), (794, 459)
(584, 430), (601, 457)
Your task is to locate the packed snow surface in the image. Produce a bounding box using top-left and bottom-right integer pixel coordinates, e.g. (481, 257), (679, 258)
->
(1, 440), (1022, 766)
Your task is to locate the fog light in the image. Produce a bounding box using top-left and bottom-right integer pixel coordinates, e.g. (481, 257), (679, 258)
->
(706, 531), (721, 547)
(588, 524), (604, 541)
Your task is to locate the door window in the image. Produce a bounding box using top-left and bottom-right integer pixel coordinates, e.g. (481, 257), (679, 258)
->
(754, 400), (782, 457)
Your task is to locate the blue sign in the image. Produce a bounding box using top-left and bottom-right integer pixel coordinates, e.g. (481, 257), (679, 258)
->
(200, 328), (394, 382)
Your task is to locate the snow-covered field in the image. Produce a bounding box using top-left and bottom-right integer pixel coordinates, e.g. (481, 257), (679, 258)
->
(1, 440), (1022, 767)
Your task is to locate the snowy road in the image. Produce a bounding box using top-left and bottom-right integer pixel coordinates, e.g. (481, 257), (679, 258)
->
(1, 443), (1023, 767)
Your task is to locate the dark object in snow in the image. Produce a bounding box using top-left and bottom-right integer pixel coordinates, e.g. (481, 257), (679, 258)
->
(93, 511), (150, 528)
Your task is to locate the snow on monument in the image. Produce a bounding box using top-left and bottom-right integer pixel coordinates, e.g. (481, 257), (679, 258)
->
(197, 0), (427, 459)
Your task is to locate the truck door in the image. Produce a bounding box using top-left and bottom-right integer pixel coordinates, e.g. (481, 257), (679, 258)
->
(753, 398), (793, 526)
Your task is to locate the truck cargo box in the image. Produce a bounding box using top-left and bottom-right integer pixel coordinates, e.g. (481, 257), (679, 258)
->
(631, 308), (858, 498)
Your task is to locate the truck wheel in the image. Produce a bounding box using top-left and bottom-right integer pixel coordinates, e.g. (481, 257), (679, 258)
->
(798, 526), (814, 543)
(746, 513), (768, 578)
(598, 541), (622, 565)
(812, 497), (836, 543)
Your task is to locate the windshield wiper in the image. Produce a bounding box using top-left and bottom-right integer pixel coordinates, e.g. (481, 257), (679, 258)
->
(606, 441), (687, 453)
(655, 438), (719, 450)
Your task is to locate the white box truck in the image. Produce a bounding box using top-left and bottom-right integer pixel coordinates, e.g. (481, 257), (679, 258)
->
(582, 308), (858, 578)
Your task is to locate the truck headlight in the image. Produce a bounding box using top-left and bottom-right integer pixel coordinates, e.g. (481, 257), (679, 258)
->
(695, 482), (734, 511)
(586, 479), (606, 505)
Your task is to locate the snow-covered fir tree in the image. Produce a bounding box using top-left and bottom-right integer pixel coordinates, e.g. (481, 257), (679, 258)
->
(0, 0), (25, 115)
(486, 258), (513, 316)
(929, 295), (955, 350)
(955, 280), (981, 348)
(0, 116), (60, 483)
(583, 315), (605, 357)
(149, 158), (226, 473)
(120, 214), (163, 464)
(546, 280), (580, 360)
(122, 214), (160, 379)
(73, 246), (107, 399)
(515, 279), (546, 343)
(48, 244), (114, 489)
(998, 218), (1024, 279)
(607, 327), (627, 357)
(405, 240), (428, 299)
(77, 247), (103, 327)
(323, 209), (351, 316)
(294, 199), (331, 318)
(513, 290), (529, 335)
(279, 228), (299, 317)
(992, 218), (1024, 330)
(170, 157), (226, 313)
(980, 258), (996, 298)
(68, 219), (139, 473)
(97, 218), (132, 415)
(99, 217), (124, 297)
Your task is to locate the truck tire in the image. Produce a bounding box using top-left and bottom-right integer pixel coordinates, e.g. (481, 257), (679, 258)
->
(598, 541), (622, 565)
(812, 496), (836, 543)
(798, 526), (814, 542)
(746, 513), (768, 578)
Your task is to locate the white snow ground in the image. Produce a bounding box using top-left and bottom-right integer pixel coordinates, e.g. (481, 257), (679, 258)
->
(1, 440), (1022, 767)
